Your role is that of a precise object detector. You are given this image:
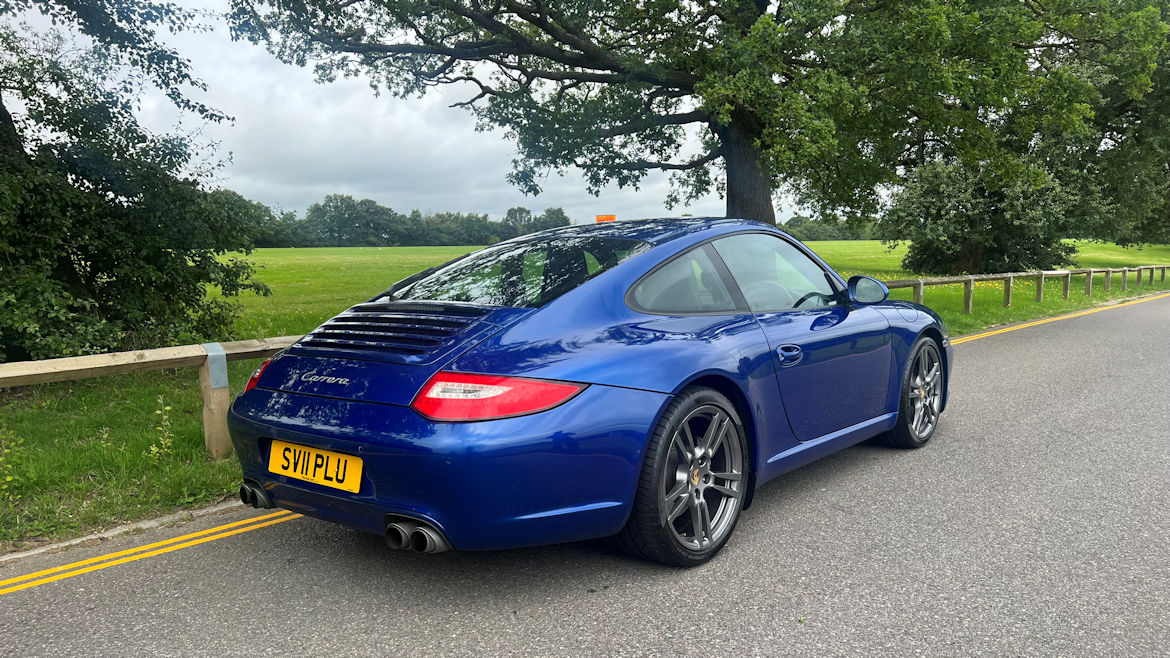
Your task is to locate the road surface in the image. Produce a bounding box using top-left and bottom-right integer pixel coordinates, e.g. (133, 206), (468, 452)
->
(2, 295), (1168, 656)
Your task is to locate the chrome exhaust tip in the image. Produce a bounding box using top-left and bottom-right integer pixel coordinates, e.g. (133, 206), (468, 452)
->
(240, 481), (274, 509)
(385, 521), (419, 550)
(409, 526), (451, 554)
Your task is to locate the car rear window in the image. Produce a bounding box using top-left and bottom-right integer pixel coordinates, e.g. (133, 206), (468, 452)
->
(391, 235), (649, 307)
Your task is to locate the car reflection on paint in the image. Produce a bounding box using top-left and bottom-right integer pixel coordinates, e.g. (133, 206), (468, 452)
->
(229, 217), (953, 566)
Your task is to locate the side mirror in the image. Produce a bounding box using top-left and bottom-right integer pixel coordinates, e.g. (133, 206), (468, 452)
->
(847, 275), (889, 305)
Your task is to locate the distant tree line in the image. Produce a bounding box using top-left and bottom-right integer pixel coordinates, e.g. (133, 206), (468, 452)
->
(250, 194), (572, 248)
(780, 215), (875, 242)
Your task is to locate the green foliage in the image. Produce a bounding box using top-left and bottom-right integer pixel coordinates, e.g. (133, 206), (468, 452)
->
(881, 161), (1077, 274)
(0, 18), (268, 362)
(503, 206), (534, 229)
(4, 0), (228, 122)
(782, 215), (874, 242)
(0, 425), (24, 505)
(878, 3), (1170, 272)
(530, 207), (573, 232)
(145, 396), (174, 461)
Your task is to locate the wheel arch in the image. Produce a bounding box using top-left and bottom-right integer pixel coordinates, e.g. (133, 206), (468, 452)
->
(678, 373), (759, 510)
(916, 325), (949, 412)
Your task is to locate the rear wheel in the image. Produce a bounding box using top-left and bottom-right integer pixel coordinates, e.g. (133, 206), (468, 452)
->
(615, 386), (747, 567)
(883, 337), (944, 449)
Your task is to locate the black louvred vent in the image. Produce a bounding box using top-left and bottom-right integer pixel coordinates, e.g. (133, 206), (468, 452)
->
(294, 301), (492, 361)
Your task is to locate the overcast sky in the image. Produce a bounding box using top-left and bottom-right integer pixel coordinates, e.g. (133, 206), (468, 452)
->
(128, 0), (802, 224)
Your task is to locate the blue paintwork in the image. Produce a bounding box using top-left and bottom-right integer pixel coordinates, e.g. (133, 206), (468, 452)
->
(229, 384), (668, 550)
(228, 217), (954, 551)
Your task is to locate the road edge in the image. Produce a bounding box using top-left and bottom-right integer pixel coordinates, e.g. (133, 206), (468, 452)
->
(0, 499), (245, 565)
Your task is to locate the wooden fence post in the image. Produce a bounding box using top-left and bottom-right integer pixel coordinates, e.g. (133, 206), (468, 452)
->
(198, 343), (234, 459)
(1085, 269), (1093, 296)
(913, 279), (925, 305)
(1162, 266), (1166, 283)
(963, 276), (974, 314)
(1149, 267), (1155, 285)
(1136, 267), (1142, 288)
(1035, 272), (1045, 302)
(1003, 275), (1013, 307)
(1103, 268), (1111, 291)
(1121, 267), (1128, 291)
(1062, 271), (1072, 300)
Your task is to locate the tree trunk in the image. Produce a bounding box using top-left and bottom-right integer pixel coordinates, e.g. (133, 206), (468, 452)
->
(716, 112), (776, 224)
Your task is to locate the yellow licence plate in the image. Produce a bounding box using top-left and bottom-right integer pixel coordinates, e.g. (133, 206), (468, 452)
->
(268, 440), (363, 493)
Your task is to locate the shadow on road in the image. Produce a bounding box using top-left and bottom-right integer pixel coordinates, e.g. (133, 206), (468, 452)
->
(267, 436), (914, 609)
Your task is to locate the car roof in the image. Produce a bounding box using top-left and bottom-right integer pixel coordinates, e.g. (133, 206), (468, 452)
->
(532, 217), (775, 245)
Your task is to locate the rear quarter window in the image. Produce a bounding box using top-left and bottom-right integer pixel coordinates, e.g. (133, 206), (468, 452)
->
(629, 246), (738, 314)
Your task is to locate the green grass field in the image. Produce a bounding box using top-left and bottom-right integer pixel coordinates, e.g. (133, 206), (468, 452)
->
(3, 238), (1170, 549)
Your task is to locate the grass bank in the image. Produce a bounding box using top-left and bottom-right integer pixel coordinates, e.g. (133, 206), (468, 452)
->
(2, 239), (1169, 550)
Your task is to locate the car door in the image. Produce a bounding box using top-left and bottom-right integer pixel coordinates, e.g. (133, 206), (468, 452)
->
(710, 232), (893, 442)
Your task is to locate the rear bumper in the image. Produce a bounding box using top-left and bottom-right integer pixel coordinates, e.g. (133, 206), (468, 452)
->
(228, 384), (670, 551)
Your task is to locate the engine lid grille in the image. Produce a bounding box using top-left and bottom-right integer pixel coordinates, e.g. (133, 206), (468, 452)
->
(288, 301), (499, 364)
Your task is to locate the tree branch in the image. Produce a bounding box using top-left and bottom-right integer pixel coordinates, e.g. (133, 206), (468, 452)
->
(594, 110), (708, 138)
(577, 147), (725, 172)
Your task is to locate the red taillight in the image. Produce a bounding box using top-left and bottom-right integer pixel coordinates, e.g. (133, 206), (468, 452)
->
(411, 372), (585, 421)
(244, 357), (274, 393)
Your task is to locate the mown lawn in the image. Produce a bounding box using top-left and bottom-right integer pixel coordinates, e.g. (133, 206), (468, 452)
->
(3, 238), (1169, 549)
(233, 246), (476, 338)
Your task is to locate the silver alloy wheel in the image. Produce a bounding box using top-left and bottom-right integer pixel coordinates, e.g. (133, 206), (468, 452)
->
(659, 404), (744, 551)
(908, 343), (943, 439)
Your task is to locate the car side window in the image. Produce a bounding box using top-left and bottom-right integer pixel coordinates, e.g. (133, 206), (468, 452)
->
(631, 247), (738, 314)
(712, 233), (839, 312)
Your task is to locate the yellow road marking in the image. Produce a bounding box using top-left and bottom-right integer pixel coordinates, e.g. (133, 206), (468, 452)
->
(0, 511), (300, 596)
(952, 292), (1170, 345)
(0, 509), (292, 588)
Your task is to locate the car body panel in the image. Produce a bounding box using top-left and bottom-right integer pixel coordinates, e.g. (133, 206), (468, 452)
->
(229, 383), (671, 550)
(754, 305), (893, 441)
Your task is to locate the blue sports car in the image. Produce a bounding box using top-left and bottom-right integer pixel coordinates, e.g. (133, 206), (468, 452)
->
(230, 218), (952, 566)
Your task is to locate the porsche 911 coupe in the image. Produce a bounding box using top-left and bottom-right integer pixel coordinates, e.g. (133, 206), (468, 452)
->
(229, 218), (952, 566)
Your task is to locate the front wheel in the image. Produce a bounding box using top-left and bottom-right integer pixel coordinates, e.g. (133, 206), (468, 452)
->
(615, 386), (748, 567)
(883, 337), (944, 449)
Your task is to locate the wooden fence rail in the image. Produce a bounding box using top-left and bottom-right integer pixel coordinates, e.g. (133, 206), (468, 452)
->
(1, 263), (1168, 459)
(885, 266), (1170, 313)
(0, 336), (300, 458)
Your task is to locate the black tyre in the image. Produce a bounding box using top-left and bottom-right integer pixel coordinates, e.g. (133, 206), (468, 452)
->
(615, 386), (748, 567)
(883, 336), (944, 449)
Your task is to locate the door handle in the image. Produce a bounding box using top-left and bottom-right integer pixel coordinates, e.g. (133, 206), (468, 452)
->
(777, 344), (803, 367)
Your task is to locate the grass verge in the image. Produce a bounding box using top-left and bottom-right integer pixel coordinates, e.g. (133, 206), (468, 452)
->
(2, 240), (1169, 550)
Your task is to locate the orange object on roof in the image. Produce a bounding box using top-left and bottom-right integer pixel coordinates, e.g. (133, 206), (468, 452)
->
(595, 215), (616, 223)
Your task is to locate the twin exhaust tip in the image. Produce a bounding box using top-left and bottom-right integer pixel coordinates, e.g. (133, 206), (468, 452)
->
(385, 520), (451, 554)
(238, 481), (274, 509)
(237, 483), (447, 554)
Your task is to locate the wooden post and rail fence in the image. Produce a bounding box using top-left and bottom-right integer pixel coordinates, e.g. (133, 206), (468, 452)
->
(1, 265), (1167, 459)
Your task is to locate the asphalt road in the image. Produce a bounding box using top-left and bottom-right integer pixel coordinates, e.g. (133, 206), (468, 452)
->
(2, 295), (1169, 657)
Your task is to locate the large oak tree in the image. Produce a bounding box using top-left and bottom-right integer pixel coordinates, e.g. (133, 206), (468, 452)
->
(229, 0), (1156, 224)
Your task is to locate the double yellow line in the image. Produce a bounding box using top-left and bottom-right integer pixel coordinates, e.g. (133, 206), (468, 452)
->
(951, 291), (1170, 345)
(0, 509), (301, 596)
